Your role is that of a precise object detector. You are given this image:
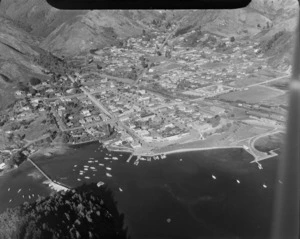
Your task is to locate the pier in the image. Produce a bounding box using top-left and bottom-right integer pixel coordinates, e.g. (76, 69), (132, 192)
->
(126, 154), (133, 163)
(27, 157), (70, 191)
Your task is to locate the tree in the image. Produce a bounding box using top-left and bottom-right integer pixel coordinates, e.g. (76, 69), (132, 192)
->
(0, 184), (129, 239)
(29, 77), (41, 86)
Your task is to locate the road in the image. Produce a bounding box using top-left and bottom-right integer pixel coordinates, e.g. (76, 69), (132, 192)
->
(246, 74), (289, 88)
(81, 87), (112, 118)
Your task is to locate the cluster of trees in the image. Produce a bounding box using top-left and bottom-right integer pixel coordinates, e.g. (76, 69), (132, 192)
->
(260, 30), (287, 53)
(8, 151), (26, 168)
(206, 115), (221, 127)
(0, 183), (129, 239)
(174, 25), (194, 37)
(34, 50), (74, 76)
(29, 77), (42, 86)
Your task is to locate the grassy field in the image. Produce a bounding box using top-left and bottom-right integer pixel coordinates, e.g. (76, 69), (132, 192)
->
(219, 85), (284, 104)
(254, 132), (285, 153)
(232, 74), (271, 88)
(261, 92), (289, 106)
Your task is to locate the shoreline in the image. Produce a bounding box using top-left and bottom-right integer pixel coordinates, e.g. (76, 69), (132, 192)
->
(133, 145), (246, 157)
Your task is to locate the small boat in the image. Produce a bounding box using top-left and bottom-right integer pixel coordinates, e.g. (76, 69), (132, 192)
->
(140, 157), (146, 161)
(179, 159), (183, 161)
(17, 189), (22, 193)
(84, 165), (89, 168)
(9, 199), (12, 203)
(263, 184), (267, 188)
(166, 218), (171, 223)
(112, 157), (118, 160)
(106, 167), (112, 171)
(32, 194), (35, 197)
(95, 160), (98, 162)
(258, 163), (263, 170)
(8, 188), (10, 192)
(97, 181), (104, 187)
(106, 173), (112, 177)
(90, 167), (96, 170)
(161, 154), (167, 159)
(28, 195), (31, 199)
(74, 165), (77, 167)
(84, 168), (88, 171)
(236, 179), (240, 184)
(22, 195), (24, 198)
(90, 158), (94, 159)
(119, 187), (123, 192)
(104, 157), (109, 160)
(212, 175), (217, 180)
(84, 176), (90, 179)
(278, 180), (283, 184)
(99, 163), (104, 166)
(88, 161), (93, 163)
(77, 178), (81, 181)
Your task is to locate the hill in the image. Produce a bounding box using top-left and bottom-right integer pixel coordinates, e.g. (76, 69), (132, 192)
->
(0, 183), (128, 239)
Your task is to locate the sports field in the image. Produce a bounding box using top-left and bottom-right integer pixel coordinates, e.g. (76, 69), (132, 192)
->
(219, 85), (284, 104)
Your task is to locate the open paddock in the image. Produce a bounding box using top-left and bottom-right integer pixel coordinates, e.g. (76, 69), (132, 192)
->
(218, 85), (284, 104)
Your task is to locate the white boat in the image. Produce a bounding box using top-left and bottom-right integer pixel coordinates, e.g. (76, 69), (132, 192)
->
(88, 161), (93, 163)
(112, 157), (118, 160)
(74, 165), (77, 167)
(8, 188), (10, 192)
(22, 195), (24, 198)
(212, 175), (217, 180)
(9, 199), (12, 203)
(278, 180), (283, 184)
(106, 167), (112, 171)
(99, 163), (104, 166)
(119, 187), (123, 192)
(84, 165), (89, 168)
(179, 159), (183, 161)
(17, 189), (22, 193)
(90, 167), (96, 170)
(77, 178), (81, 181)
(104, 157), (109, 160)
(106, 173), (112, 177)
(140, 157), (146, 161)
(97, 181), (104, 187)
(84, 176), (90, 179)
(29, 195), (31, 199)
(84, 168), (88, 171)
(95, 160), (98, 162)
(161, 154), (167, 159)
(236, 179), (240, 184)
(90, 158), (94, 159)
(32, 194), (35, 197)
(263, 184), (267, 188)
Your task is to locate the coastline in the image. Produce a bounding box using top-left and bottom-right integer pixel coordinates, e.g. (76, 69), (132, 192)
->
(30, 144), (69, 158)
(157, 145), (245, 156)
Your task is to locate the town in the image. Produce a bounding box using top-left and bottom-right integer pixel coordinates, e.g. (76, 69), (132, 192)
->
(0, 21), (289, 170)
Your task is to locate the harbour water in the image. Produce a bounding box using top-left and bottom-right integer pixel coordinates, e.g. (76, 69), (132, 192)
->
(0, 142), (280, 239)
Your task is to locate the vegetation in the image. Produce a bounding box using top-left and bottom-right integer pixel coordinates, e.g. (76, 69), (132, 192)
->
(0, 183), (129, 239)
(34, 50), (74, 76)
(29, 77), (42, 86)
(174, 25), (194, 37)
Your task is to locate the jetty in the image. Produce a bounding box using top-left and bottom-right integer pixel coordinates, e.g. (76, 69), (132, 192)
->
(27, 157), (70, 191)
(126, 153), (133, 163)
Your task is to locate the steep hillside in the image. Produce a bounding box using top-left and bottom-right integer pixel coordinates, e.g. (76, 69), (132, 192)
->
(0, 17), (48, 110)
(0, 0), (162, 55)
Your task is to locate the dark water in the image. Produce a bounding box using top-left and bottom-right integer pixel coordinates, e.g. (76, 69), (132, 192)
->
(0, 142), (280, 239)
